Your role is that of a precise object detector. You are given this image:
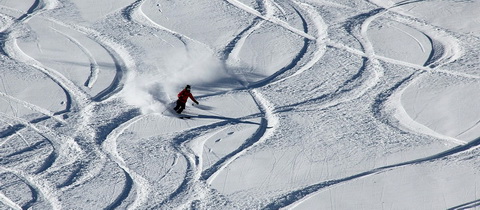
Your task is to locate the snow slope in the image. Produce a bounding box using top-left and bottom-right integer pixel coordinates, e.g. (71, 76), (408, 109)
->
(1, 0), (480, 209)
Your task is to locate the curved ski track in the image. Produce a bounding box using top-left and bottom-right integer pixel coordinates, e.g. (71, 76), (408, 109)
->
(49, 27), (100, 89)
(0, 1), (139, 209)
(0, 0), (479, 209)
(266, 1), (480, 208)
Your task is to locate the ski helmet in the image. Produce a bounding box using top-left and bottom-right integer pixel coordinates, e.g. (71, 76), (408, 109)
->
(185, 85), (191, 90)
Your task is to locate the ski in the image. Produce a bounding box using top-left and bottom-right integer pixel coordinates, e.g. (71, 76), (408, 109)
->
(178, 113), (194, 119)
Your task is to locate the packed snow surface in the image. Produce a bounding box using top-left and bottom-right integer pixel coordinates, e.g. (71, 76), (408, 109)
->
(1, 0), (480, 209)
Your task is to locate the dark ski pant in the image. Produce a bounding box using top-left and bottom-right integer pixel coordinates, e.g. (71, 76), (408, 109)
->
(174, 100), (186, 114)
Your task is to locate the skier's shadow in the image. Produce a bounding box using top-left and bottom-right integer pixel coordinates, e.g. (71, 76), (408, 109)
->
(190, 114), (263, 126)
(188, 104), (263, 126)
(191, 104), (214, 110)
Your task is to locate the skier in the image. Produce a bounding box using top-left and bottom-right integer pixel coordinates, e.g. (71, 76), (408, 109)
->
(174, 85), (199, 114)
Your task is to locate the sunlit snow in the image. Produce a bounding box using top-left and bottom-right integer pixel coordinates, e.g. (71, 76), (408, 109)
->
(1, 0), (480, 209)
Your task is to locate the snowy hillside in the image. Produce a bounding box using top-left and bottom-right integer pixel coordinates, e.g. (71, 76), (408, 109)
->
(1, 0), (480, 209)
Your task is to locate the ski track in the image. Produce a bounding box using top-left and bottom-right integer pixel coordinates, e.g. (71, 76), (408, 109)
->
(200, 117), (268, 182)
(157, 121), (235, 209)
(270, 135), (480, 209)
(274, 7), (386, 113)
(6, 37), (91, 106)
(269, 1), (327, 86)
(0, 1), (140, 209)
(41, 99), (104, 193)
(156, 109), (271, 208)
(202, 89), (278, 186)
(365, 0), (473, 146)
(225, 0), (315, 40)
(0, 91), (66, 124)
(101, 114), (150, 209)
(0, 190), (22, 210)
(222, 17), (263, 63)
(1, 0), (89, 110)
(326, 40), (480, 79)
(0, 109), (83, 175)
(274, 2), (479, 116)
(221, 0), (276, 76)
(154, 92), (278, 208)
(373, 72), (468, 146)
(271, 1), (477, 207)
(277, 1), (479, 207)
(246, 3), (312, 89)
(290, 1), (328, 68)
(125, 0), (214, 53)
(0, 120), (29, 147)
(17, 0), (44, 22)
(0, 2), (82, 208)
(0, 166), (61, 209)
(371, 0), (465, 70)
(24, 15), (132, 102)
(1, 2), (136, 208)
(49, 27), (100, 89)
(269, 0), (288, 20)
(44, 17), (134, 102)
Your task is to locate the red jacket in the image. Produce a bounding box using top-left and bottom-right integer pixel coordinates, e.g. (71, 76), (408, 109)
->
(177, 89), (198, 104)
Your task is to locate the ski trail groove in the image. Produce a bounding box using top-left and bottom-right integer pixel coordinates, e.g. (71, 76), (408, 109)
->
(158, 122), (232, 208)
(102, 114), (150, 210)
(125, 0), (214, 53)
(0, 171), (40, 210)
(372, 0), (464, 70)
(204, 89), (278, 184)
(247, 3), (311, 88)
(200, 118), (267, 182)
(5, 37), (91, 107)
(366, 1), (473, 146)
(269, 0), (288, 20)
(373, 72), (467, 145)
(0, 0), (85, 113)
(267, 136), (480, 209)
(275, 7), (386, 112)
(221, 16), (263, 63)
(270, 1), (327, 85)
(225, 0), (315, 40)
(17, 0), (58, 22)
(273, 2), (474, 207)
(0, 91), (66, 124)
(0, 0), (57, 55)
(326, 40), (480, 79)
(157, 110), (267, 208)
(0, 0), (477, 209)
(0, 110), (86, 183)
(0, 191), (22, 210)
(222, 0), (272, 77)
(103, 170), (133, 210)
(0, 120), (29, 147)
(49, 85), (151, 207)
(192, 0), (281, 186)
(46, 18), (134, 102)
(50, 27), (100, 88)
(0, 166), (61, 209)
(56, 102), (107, 191)
(456, 119), (480, 139)
(390, 24), (426, 53)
